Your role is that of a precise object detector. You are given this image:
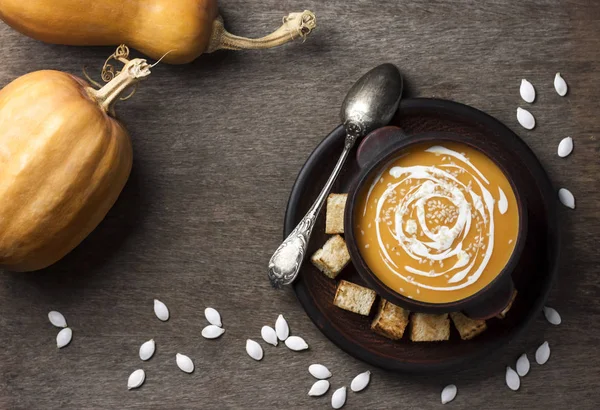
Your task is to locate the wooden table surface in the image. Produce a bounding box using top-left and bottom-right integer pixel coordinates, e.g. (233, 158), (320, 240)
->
(1, 1), (599, 409)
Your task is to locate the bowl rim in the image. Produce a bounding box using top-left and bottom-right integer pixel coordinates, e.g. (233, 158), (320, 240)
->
(344, 130), (529, 315)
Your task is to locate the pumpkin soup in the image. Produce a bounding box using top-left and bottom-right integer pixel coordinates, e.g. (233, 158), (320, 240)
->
(355, 142), (519, 304)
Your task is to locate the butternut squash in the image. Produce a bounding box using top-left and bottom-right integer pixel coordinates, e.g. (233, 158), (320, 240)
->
(0, 50), (151, 271)
(0, 0), (316, 64)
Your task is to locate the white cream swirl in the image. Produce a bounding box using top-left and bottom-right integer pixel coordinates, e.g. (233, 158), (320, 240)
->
(368, 145), (510, 292)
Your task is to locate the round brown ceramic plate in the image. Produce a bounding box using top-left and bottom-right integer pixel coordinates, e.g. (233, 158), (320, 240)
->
(285, 98), (560, 373)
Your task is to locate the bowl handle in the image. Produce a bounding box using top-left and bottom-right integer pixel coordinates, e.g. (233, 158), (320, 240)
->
(462, 279), (516, 320)
(356, 126), (409, 169)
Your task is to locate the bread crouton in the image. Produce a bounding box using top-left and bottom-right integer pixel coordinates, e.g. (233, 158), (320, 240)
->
(371, 299), (410, 340)
(333, 280), (377, 316)
(410, 313), (450, 342)
(450, 312), (487, 340)
(311, 235), (350, 279)
(496, 290), (518, 319)
(325, 193), (347, 234)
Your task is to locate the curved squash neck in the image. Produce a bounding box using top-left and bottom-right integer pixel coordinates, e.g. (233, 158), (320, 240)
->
(207, 10), (316, 53)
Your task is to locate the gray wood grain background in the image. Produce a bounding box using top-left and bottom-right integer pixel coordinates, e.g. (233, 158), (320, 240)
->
(1, 0), (599, 408)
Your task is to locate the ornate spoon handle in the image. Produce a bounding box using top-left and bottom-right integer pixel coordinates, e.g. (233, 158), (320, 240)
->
(268, 134), (355, 288)
(267, 63), (403, 288)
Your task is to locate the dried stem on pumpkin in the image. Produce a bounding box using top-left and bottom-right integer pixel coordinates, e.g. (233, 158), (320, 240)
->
(84, 46), (173, 113)
(86, 45), (152, 116)
(206, 10), (316, 53)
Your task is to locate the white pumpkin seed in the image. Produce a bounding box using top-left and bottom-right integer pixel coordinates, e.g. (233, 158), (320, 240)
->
(275, 314), (289, 341)
(309, 364), (332, 379)
(56, 327), (72, 348)
(202, 325), (225, 339)
(127, 369), (145, 390)
(557, 137), (573, 158)
(554, 73), (568, 96)
(505, 366), (520, 391)
(153, 299), (169, 321)
(204, 307), (222, 327)
(350, 370), (371, 392)
(517, 107), (535, 130)
(176, 353), (194, 373)
(520, 79), (535, 103)
(441, 384), (457, 404)
(139, 339), (156, 361)
(543, 306), (561, 325)
(558, 188), (575, 209)
(535, 341), (550, 365)
(516, 353), (530, 377)
(308, 380), (330, 397)
(246, 339), (263, 361)
(284, 336), (308, 351)
(48, 311), (67, 328)
(261, 326), (278, 347)
(331, 386), (347, 409)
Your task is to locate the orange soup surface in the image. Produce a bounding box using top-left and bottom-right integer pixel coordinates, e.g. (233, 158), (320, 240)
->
(355, 142), (519, 304)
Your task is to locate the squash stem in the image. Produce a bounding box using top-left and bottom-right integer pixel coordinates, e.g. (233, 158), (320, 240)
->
(89, 58), (152, 116)
(207, 10), (316, 52)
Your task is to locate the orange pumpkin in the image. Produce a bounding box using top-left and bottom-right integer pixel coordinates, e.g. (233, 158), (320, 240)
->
(0, 55), (151, 271)
(0, 0), (316, 64)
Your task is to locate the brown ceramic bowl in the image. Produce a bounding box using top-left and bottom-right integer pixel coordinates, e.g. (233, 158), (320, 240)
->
(344, 127), (528, 319)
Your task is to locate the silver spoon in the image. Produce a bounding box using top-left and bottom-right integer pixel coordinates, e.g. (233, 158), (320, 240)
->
(268, 64), (403, 288)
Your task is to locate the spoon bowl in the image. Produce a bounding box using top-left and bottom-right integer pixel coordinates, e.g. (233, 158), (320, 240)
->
(341, 63), (404, 139)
